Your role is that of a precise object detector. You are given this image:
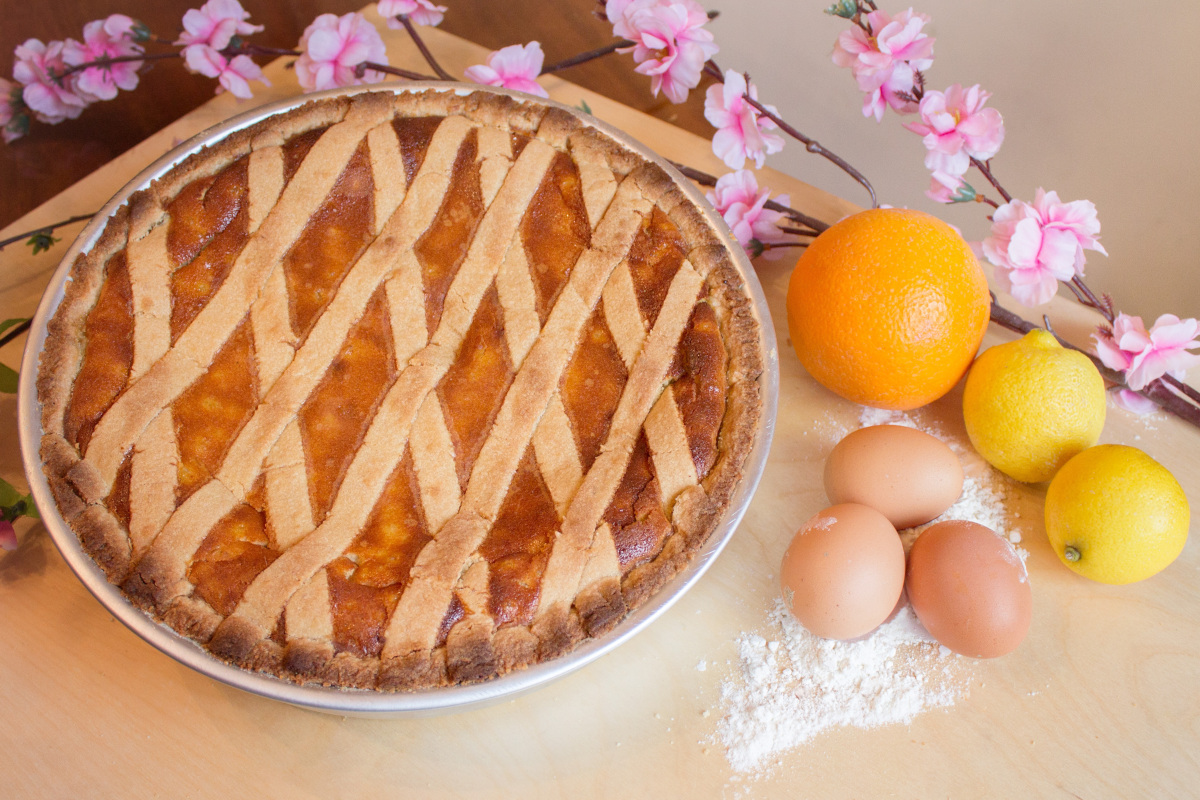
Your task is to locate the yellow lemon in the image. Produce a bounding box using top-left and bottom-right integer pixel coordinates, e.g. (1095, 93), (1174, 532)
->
(1045, 445), (1189, 584)
(962, 330), (1105, 483)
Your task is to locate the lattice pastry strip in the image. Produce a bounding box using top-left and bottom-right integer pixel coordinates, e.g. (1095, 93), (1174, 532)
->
(125, 203), (176, 560)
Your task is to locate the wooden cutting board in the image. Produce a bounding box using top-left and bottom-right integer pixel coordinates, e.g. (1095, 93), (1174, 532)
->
(2, 18), (1197, 798)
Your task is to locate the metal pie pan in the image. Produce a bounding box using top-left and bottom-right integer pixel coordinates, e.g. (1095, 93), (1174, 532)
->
(18, 83), (779, 716)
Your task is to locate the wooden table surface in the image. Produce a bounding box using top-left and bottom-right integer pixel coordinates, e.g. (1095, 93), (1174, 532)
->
(3, 17), (1199, 800)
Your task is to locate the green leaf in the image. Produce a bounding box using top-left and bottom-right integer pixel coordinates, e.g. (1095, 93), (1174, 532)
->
(951, 182), (978, 204)
(0, 363), (17, 394)
(0, 318), (28, 337)
(0, 477), (38, 522)
(4, 112), (30, 141)
(576, 99), (593, 115)
(131, 20), (154, 43)
(824, 0), (859, 19)
(28, 232), (60, 255)
(0, 478), (20, 508)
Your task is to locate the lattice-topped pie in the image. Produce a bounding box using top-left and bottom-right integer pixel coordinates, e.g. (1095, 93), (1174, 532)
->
(37, 88), (763, 691)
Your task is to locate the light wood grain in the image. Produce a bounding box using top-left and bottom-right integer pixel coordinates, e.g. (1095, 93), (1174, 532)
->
(2, 21), (1198, 800)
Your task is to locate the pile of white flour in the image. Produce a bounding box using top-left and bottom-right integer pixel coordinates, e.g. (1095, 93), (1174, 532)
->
(716, 409), (1026, 775)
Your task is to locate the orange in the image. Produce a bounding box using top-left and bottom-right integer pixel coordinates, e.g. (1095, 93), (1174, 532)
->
(786, 208), (991, 410)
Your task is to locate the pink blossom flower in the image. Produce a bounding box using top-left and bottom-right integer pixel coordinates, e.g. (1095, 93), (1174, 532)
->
(177, 0), (262, 50)
(61, 15), (144, 103)
(1, 78), (28, 142)
(925, 170), (974, 203)
(982, 189), (1107, 307)
(184, 46), (268, 99)
(1094, 313), (1200, 392)
(464, 42), (548, 98)
(295, 13), (389, 92)
(377, 0), (447, 28)
(832, 8), (934, 121)
(704, 70), (784, 170)
(13, 39), (91, 124)
(606, 0), (719, 104)
(902, 84), (1004, 176)
(705, 170), (791, 250)
(0, 520), (15, 552)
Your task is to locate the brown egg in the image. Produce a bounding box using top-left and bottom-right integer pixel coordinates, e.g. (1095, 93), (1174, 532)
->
(906, 520), (1032, 658)
(824, 425), (964, 529)
(780, 503), (906, 641)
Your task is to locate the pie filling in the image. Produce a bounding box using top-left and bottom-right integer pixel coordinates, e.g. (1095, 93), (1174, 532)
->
(39, 90), (761, 691)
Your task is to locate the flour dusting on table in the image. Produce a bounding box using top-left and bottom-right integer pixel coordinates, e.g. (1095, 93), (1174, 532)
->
(716, 408), (1027, 774)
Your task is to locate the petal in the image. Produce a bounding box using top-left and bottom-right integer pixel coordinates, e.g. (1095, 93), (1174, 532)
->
(1006, 217), (1044, 268)
(1111, 389), (1160, 415)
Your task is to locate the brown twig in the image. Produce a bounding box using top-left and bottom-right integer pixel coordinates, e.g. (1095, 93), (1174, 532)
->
(1163, 373), (1200, 407)
(667, 160), (829, 234)
(703, 61), (879, 208)
(1069, 276), (1114, 323)
(52, 50), (179, 81)
(0, 319), (32, 349)
(397, 15), (455, 81)
(969, 157), (1013, 204)
(358, 62), (440, 82)
(542, 40), (633, 74)
(0, 213), (95, 251)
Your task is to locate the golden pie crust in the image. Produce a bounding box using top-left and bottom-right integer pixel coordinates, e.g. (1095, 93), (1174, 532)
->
(37, 88), (763, 691)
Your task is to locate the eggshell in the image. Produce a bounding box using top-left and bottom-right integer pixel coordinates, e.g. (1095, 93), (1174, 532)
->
(780, 503), (906, 641)
(824, 425), (964, 529)
(906, 520), (1032, 658)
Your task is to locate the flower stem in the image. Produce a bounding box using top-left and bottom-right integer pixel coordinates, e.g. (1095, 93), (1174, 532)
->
(667, 160), (828, 235)
(397, 15), (456, 81)
(1163, 373), (1200, 407)
(542, 40), (633, 74)
(969, 157), (1013, 203)
(1069, 276), (1114, 323)
(0, 319), (32, 349)
(0, 213), (95, 251)
(704, 61), (879, 208)
(359, 62), (440, 82)
(238, 44), (300, 58)
(53, 51), (180, 81)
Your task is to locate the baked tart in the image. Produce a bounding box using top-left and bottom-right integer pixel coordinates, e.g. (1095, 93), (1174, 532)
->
(36, 87), (764, 691)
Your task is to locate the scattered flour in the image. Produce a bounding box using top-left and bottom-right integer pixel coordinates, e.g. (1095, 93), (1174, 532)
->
(715, 408), (1027, 774)
(718, 603), (961, 774)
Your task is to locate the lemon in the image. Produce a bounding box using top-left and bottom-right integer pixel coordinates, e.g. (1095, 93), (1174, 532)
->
(962, 330), (1105, 483)
(1045, 445), (1189, 584)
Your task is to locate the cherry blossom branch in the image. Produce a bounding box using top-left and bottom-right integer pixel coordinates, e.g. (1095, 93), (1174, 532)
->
(703, 60), (879, 208)
(541, 40), (632, 74)
(395, 15), (455, 81)
(0, 318), (31, 349)
(52, 50), (180, 81)
(0, 213), (96, 251)
(969, 156), (1013, 204)
(357, 62), (439, 82)
(667, 161), (828, 235)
